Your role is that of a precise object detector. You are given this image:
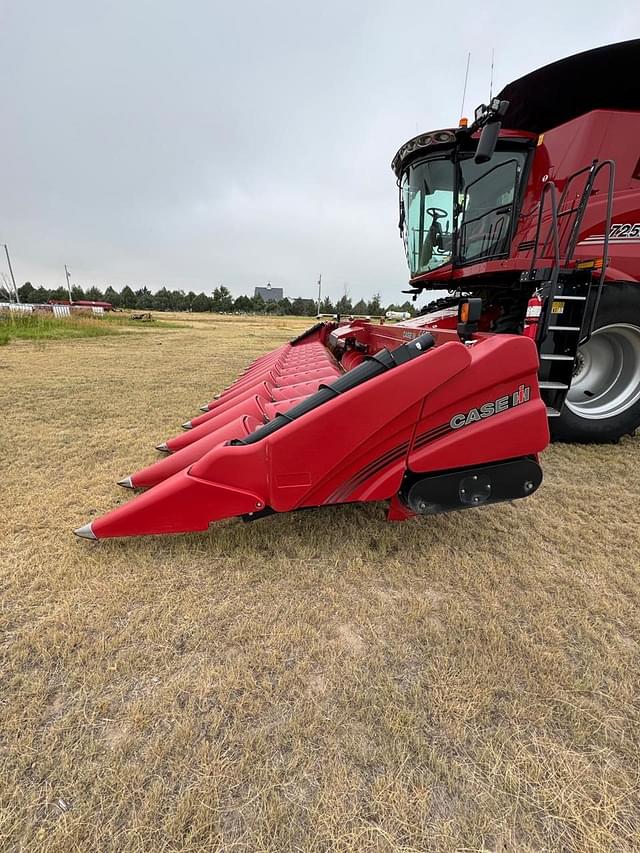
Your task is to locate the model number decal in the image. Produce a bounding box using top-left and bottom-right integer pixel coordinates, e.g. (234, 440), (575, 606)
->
(581, 223), (640, 244)
(609, 223), (640, 238)
(450, 384), (531, 430)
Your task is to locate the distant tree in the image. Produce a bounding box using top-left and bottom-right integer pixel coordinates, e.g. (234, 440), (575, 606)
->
(290, 297), (306, 316)
(152, 287), (172, 311)
(135, 287), (153, 310)
(0, 275), (14, 301)
(400, 301), (415, 315)
(221, 286), (234, 312)
(191, 292), (211, 312)
(32, 286), (50, 303)
(104, 286), (121, 308)
(335, 294), (353, 315)
(49, 286), (69, 301)
(251, 294), (266, 313)
(211, 285), (233, 313)
(352, 299), (368, 315)
(171, 290), (188, 311)
(367, 293), (382, 316)
(18, 282), (36, 303)
(85, 286), (104, 301)
(289, 297), (316, 316)
(186, 291), (197, 311)
(120, 285), (136, 308)
(274, 297), (292, 315)
(319, 296), (334, 314)
(71, 285), (86, 301)
(233, 295), (253, 312)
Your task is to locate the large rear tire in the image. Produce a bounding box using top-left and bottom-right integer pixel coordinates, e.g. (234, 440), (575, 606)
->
(551, 284), (640, 443)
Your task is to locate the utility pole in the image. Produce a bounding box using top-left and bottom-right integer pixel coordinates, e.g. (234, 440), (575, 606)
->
(65, 264), (72, 303)
(2, 244), (20, 303)
(317, 273), (322, 315)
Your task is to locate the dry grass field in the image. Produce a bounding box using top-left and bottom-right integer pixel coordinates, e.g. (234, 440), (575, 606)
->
(1, 314), (639, 852)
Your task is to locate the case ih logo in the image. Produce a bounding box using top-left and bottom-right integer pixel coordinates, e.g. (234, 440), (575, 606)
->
(450, 384), (531, 429)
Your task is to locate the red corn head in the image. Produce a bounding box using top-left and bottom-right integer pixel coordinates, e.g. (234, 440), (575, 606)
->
(75, 324), (549, 540)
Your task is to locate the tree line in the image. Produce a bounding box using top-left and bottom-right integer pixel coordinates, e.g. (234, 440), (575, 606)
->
(13, 282), (415, 317)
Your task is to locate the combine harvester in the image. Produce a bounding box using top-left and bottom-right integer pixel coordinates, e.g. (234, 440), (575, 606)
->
(76, 40), (640, 540)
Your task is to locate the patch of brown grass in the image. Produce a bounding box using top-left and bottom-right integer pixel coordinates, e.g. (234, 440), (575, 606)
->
(1, 316), (639, 852)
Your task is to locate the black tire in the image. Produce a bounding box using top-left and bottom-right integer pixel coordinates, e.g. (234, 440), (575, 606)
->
(551, 284), (640, 442)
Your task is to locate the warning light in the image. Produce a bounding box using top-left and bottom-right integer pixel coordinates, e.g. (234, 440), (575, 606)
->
(459, 117), (469, 128)
(576, 257), (604, 271)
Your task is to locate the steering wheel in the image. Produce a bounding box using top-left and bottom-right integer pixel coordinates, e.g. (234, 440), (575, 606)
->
(426, 207), (448, 220)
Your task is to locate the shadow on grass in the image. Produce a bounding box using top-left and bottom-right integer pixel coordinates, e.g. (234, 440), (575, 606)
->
(89, 497), (495, 570)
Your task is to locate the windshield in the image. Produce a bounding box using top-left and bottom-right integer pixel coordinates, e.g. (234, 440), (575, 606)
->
(400, 149), (527, 276)
(401, 158), (454, 275)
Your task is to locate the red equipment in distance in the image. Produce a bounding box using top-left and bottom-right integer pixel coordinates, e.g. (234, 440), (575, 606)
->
(49, 300), (114, 311)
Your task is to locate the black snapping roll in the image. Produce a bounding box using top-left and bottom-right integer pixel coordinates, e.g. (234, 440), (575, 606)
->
(233, 332), (435, 446)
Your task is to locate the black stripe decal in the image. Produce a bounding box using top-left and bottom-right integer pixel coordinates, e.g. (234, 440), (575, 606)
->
(329, 444), (409, 503)
(324, 420), (453, 505)
(325, 441), (409, 504)
(414, 423), (452, 447)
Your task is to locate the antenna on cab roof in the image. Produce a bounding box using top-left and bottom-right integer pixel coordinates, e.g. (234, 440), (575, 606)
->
(489, 48), (495, 101)
(460, 52), (471, 123)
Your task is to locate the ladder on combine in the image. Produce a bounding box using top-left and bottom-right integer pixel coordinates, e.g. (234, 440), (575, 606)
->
(522, 160), (615, 417)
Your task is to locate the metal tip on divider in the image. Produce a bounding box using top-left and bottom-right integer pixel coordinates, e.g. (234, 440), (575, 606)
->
(155, 442), (170, 453)
(181, 421), (193, 430)
(199, 405), (209, 412)
(117, 476), (134, 489)
(74, 522), (97, 540)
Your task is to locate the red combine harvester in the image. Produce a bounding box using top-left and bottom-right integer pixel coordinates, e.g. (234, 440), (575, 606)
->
(75, 40), (640, 540)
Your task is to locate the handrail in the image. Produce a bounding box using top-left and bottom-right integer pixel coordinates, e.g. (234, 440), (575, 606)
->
(528, 180), (560, 278)
(583, 159), (615, 343)
(562, 160), (599, 262)
(528, 159), (615, 347)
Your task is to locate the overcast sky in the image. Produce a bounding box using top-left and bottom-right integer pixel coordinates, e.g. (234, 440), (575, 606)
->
(1, 2), (637, 304)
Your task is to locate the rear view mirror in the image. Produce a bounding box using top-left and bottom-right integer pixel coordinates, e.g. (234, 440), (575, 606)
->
(475, 121), (501, 164)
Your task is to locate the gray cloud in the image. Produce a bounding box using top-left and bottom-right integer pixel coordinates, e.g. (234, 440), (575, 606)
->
(1, 0), (636, 303)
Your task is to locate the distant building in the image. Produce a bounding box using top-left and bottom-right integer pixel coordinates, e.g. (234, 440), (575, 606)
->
(254, 283), (283, 302)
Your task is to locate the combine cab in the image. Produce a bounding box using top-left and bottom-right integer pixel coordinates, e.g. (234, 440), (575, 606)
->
(76, 40), (640, 540)
(394, 39), (640, 442)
